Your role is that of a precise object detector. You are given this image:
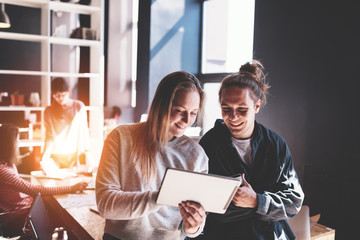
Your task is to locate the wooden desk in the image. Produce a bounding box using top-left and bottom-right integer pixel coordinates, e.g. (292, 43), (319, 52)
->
(31, 172), (105, 240)
(43, 193), (105, 240)
(32, 173), (336, 240)
(310, 223), (335, 240)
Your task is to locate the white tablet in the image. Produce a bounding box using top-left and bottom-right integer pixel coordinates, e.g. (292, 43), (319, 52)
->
(156, 168), (241, 214)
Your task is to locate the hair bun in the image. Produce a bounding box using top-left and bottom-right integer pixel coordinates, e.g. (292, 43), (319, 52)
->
(239, 60), (265, 81)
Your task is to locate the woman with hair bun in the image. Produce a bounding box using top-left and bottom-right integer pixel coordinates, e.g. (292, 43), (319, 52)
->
(196, 60), (304, 239)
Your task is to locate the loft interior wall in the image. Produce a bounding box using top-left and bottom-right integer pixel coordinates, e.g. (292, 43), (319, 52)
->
(253, 0), (360, 238)
(106, 0), (134, 124)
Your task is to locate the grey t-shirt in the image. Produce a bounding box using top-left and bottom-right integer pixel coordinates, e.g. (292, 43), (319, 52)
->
(231, 137), (252, 167)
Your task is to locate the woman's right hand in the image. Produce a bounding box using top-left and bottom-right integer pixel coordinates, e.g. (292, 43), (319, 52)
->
(70, 182), (88, 193)
(179, 201), (206, 235)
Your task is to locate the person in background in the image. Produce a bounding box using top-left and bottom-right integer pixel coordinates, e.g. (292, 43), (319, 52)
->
(111, 106), (121, 124)
(196, 60), (304, 239)
(42, 77), (91, 169)
(0, 124), (87, 237)
(96, 71), (208, 240)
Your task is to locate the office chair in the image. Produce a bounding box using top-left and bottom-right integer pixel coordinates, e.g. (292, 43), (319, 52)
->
(0, 207), (30, 238)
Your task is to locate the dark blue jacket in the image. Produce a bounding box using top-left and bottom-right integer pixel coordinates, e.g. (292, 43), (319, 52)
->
(196, 120), (304, 240)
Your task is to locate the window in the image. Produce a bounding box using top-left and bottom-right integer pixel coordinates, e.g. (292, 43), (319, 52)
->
(200, 0), (255, 134)
(201, 0), (255, 74)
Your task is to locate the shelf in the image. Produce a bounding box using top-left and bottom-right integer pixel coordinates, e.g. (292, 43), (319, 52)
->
(0, 0), (104, 164)
(49, 1), (101, 15)
(84, 106), (100, 111)
(19, 138), (99, 148)
(19, 139), (44, 148)
(2, 0), (47, 9)
(49, 36), (101, 47)
(0, 70), (100, 78)
(0, 70), (48, 76)
(0, 106), (44, 111)
(0, 32), (101, 47)
(2, 0), (101, 15)
(0, 106), (99, 111)
(49, 72), (99, 78)
(0, 32), (47, 42)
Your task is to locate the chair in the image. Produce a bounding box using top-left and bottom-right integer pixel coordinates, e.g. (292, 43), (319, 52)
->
(0, 207), (30, 237)
(287, 205), (311, 240)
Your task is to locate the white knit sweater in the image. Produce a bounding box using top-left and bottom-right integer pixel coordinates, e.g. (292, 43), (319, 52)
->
(96, 123), (208, 240)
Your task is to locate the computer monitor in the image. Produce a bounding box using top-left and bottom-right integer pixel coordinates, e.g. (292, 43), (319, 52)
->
(22, 193), (53, 240)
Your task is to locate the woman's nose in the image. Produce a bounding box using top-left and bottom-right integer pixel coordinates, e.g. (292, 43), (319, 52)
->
(182, 112), (191, 124)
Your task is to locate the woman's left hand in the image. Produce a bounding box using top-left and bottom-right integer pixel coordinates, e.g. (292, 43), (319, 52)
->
(179, 201), (206, 235)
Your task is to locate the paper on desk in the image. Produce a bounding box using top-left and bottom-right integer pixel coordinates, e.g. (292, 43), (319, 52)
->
(57, 193), (96, 209)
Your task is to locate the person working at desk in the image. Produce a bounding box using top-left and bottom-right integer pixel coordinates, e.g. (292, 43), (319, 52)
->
(196, 60), (304, 239)
(42, 77), (91, 169)
(0, 124), (88, 237)
(96, 71), (208, 240)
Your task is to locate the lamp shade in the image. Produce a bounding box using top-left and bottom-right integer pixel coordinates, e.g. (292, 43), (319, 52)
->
(0, 3), (11, 28)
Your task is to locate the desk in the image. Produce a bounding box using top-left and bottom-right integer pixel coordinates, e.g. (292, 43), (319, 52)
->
(310, 223), (335, 240)
(32, 172), (336, 240)
(43, 193), (105, 240)
(31, 171), (105, 240)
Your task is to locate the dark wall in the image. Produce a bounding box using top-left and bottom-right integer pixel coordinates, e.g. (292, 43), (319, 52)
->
(253, 0), (360, 238)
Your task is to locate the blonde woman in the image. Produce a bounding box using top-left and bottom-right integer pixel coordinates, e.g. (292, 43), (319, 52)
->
(96, 71), (208, 240)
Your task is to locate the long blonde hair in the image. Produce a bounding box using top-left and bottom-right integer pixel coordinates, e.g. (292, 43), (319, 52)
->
(131, 71), (205, 183)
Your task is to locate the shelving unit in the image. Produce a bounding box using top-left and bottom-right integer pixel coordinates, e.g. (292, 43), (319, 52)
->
(0, 0), (104, 162)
